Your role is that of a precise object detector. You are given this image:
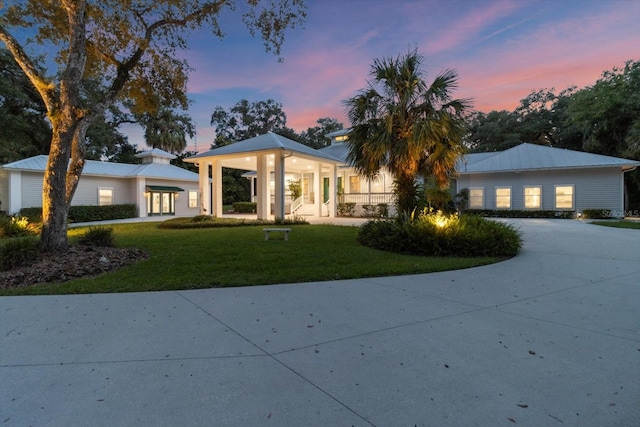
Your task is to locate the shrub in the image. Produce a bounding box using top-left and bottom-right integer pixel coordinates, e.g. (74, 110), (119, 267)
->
(69, 204), (137, 222)
(78, 227), (115, 247)
(192, 214), (214, 222)
(0, 216), (40, 238)
(465, 209), (574, 219)
(361, 204), (377, 217)
(158, 216), (308, 229)
(581, 209), (610, 219)
(337, 202), (356, 216)
(232, 202), (257, 213)
(18, 207), (43, 223)
(0, 236), (39, 271)
(19, 205), (137, 223)
(377, 203), (389, 218)
(358, 210), (522, 257)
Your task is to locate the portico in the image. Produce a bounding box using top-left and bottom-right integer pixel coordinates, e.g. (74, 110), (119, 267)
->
(185, 132), (342, 220)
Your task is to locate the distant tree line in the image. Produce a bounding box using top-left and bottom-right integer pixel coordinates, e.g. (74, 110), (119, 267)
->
(2, 47), (637, 207)
(467, 59), (640, 208)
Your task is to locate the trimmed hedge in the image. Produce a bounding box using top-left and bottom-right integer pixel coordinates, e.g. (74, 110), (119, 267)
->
(19, 204), (137, 223)
(464, 209), (574, 219)
(581, 209), (611, 219)
(232, 202), (257, 213)
(159, 215), (308, 229)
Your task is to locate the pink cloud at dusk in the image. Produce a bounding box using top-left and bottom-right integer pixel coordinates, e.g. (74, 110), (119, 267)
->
(132, 0), (640, 149)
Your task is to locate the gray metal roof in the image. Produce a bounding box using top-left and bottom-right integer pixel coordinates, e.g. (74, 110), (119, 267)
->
(186, 132), (342, 163)
(458, 143), (640, 174)
(318, 143), (350, 163)
(2, 155), (199, 181)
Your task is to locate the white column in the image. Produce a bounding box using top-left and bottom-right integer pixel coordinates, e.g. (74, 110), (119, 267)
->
(314, 162), (322, 217)
(8, 171), (22, 215)
(274, 151), (285, 220)
(212, 158), (223, 217)
(199, 161), (211, 215)
(328, 164), (337, 217)
(256, 153), (269, 219)
(136, 177), (147, 217)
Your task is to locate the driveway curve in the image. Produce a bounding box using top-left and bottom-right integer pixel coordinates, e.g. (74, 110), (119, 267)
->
(1, 219), (639, 426)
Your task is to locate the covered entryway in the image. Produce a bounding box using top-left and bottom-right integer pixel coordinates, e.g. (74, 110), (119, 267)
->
(185, 132), (343, 220)
(146, 185), (184, 216)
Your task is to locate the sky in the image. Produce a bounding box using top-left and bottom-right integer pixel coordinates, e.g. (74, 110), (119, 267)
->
(125, 0), (640, 152)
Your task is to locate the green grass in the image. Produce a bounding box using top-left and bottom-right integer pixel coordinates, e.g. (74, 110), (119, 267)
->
(1, 222), (504, 295)
(590, 220), (640, 230)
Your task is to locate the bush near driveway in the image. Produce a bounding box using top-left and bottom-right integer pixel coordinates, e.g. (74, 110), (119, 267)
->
(358, 211), (522, 257)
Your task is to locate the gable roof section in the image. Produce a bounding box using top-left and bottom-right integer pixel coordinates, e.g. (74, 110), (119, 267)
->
(1, 155), (199, 181)
(185, 132), (342, 163)
(458, 143), (640, 174)
(318, 142), (350, 163)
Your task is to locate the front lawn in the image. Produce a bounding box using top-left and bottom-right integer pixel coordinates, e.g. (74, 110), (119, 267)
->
(0, 222), (503, 295)
(590, 220), (640, 230)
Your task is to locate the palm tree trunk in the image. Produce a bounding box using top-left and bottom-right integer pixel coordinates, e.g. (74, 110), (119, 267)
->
(394, 172), (418, 216)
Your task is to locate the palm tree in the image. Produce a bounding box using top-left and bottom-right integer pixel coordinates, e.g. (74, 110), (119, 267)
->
(344, 50), (471, 215)
(141, 108), (195, 154)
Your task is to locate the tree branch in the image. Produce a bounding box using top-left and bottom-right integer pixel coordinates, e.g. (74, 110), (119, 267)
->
(0, 25), (57, 113)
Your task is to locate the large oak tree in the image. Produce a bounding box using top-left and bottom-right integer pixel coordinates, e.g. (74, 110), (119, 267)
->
(0, 0), (306, 251)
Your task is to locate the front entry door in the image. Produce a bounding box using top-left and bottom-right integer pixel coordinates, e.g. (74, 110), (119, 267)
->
(147, 191), (175, 215)
(323, 177), (330, 203)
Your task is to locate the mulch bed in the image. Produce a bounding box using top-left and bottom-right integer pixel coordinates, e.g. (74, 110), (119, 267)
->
(0, 246), (148, 290)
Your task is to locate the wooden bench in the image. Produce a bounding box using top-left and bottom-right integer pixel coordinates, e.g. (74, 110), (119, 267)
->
(263, 227), (291, 241)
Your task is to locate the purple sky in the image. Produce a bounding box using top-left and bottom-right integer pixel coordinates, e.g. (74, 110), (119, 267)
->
(125, 0), (640, 152)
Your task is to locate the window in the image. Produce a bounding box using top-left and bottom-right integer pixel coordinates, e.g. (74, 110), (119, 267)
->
(495, 187), (511, 209)
(98, 188), (113, 206)
(468, 188), (484, 209)
(524, 186), (542, 209)
(555, 185), (574, 209)
(188, 191), (198, 208)
(349, 175), (360, 193)
(335, 135), (348, 142)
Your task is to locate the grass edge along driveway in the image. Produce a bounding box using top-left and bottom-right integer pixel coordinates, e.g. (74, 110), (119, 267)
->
(2, 223), (504, 295)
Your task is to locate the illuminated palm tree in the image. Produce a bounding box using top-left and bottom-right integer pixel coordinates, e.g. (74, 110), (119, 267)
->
(344, 50), (471, 215)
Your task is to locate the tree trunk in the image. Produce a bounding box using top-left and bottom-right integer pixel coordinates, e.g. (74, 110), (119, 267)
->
(39, 122), (75, 252)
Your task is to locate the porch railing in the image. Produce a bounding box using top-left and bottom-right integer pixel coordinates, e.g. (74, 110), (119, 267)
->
(339, 192), (394, 205)
(290, 196), (303, 214)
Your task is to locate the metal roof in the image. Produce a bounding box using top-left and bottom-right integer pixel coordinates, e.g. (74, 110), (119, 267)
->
(458, 143), (640, 173)
(1, 155), (199, 181)
(135, 148), (176, 159)
(185, 132), (342, 164)
(318, 143), (350, 163)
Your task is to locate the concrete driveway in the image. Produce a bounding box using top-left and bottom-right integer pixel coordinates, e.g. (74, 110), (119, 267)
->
(1, 219), (639, 426)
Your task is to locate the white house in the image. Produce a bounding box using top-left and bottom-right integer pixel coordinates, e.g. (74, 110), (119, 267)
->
(456, 143), (640, 216)
(185, 130), (639, 219)
(0, 148), (202, 217)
